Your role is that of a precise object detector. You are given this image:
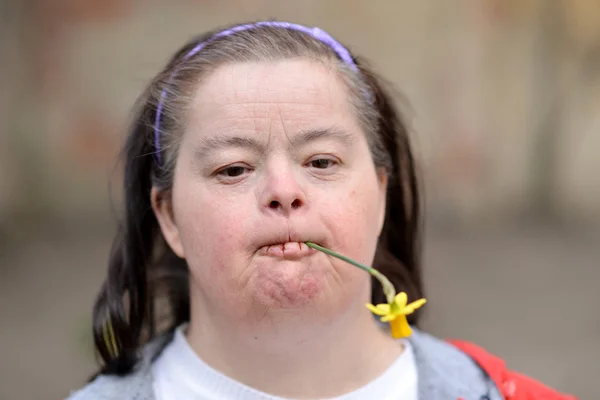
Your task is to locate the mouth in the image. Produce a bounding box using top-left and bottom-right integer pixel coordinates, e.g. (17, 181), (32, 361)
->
(258, 241), (319, 259)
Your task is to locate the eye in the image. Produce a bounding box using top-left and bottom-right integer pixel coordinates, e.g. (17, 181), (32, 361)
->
(219, 165), (247, 177)
(308, 158), (336, 169)
(214, 164), (252, 182)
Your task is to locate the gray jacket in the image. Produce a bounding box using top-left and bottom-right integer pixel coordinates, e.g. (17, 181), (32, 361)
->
(67, 329), (503, 400)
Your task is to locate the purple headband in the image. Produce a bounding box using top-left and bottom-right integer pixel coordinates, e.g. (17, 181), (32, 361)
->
(153, 21), (361, 165)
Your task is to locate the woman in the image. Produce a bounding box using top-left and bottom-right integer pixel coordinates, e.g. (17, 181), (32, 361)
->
(68, 21), (576, 400)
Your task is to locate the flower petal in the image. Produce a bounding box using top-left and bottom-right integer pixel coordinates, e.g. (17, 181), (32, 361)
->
(394, 292), (408, 307)
(376, 304), (391, 313)
(390, 316), (413, 338)
(402, 298), (427, 314)
(380, 314), (397, 323)
(366, 303), (390, 316)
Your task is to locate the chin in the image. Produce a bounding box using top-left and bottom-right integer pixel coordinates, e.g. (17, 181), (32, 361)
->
(250, 260), (329, 309)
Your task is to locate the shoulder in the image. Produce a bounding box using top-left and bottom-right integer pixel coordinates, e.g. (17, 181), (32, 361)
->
(410, 330), (577, 399)
(65, 371), (152, 400)
(409, 328), (485, 378)
(66, 334), (173, 400)
(448, 338), (578, 400)
(409, 328), (503, 399)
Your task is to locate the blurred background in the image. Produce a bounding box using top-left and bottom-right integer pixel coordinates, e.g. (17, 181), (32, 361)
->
(1, 0), (599, 399)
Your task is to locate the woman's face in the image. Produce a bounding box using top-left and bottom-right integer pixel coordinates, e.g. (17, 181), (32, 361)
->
(155, 59), (387, 326)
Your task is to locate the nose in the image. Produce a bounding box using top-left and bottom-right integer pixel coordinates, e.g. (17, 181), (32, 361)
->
(260, 166), (307, 216)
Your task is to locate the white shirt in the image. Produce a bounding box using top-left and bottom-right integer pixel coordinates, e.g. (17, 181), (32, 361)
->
(153, 326), (418, 400)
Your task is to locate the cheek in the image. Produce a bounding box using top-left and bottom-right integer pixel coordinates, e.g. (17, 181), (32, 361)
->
(173, 184), (251, 275)
(329, 183), (380, 227)
(322, 178), (382, 264)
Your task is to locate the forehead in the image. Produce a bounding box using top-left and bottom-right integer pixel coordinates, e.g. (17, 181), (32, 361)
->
(188, 60), (357, 135)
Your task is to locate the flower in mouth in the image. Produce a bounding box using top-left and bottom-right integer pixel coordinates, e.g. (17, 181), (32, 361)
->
(305, 242), (426, 339)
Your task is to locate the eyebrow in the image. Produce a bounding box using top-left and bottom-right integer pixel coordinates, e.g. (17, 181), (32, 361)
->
(194, 135), (264, 159)
(290, 127), (355, 148)
(194, 127), (355, 158)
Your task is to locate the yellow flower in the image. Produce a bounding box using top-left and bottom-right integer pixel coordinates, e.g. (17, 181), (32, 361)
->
(366, 292), (427, 339)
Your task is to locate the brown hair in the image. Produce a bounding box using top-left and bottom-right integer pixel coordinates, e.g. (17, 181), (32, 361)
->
(93, 21), (423, 376)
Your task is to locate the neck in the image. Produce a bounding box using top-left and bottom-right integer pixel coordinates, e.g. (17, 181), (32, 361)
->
(186, 299), (404, 398)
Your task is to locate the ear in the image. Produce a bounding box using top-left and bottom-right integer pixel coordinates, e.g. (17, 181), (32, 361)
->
(151, 187), (186, 258)
(376, 168), (388, 235)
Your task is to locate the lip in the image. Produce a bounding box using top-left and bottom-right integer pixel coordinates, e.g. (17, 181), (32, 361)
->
(258, 241), (318, 259)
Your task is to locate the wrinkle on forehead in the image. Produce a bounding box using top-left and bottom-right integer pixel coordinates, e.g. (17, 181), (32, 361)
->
(186, 60), (356, 140)
(200, 60), (339, 104)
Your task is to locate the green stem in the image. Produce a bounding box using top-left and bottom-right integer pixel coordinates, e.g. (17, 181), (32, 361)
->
(305, 241), (396, 304)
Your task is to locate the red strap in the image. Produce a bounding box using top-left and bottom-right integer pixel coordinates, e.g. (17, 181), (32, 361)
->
(448, 340), (577, 400)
